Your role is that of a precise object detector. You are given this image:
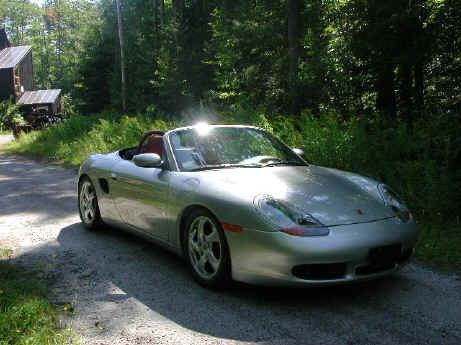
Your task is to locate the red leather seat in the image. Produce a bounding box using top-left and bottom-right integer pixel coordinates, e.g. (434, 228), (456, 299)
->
(144, 136), (163, 158)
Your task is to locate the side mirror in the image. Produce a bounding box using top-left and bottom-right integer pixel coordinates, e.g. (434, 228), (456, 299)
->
(292, 148), (304, 156)
(133, 153), (162, 168)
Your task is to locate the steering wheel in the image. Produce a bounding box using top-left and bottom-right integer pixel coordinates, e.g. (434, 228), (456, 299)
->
(136, 130), (165, 155)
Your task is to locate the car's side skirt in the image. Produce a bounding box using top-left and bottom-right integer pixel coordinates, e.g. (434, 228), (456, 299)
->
(102, 218), (183, 257)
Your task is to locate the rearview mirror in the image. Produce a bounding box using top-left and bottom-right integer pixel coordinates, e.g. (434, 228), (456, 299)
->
(133, 153), (162, 168)
(292, 148), (304, 156)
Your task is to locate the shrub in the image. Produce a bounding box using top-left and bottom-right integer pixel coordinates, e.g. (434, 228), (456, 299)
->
(0, 100), (25, 130)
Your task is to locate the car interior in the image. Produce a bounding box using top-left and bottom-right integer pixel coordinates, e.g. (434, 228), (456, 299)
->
(118, 130), (165, 161)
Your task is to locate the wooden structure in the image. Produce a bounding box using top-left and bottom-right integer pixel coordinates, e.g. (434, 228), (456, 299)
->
(0, 28), (61, 116)
(0, 45), (35, 102)
(17, 89), (62, 114)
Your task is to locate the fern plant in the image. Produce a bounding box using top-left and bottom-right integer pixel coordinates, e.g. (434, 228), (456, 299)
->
(0, 100), (25, 130)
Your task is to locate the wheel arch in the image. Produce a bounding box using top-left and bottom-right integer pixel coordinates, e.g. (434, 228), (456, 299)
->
(78, 173), (90, 186)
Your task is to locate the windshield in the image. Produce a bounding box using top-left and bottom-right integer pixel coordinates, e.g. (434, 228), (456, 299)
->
(169, 126), (307, 172)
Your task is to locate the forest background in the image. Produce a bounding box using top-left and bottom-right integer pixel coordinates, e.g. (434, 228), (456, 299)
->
(1, 0), (460, 269)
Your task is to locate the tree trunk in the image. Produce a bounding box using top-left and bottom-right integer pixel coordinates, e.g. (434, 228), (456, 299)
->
(376, 64), (396, 118)
(115, 0), (126, 112)
(172, 0), (185, 18)
(160, 0), (165, 25)
(223, 0), (232, 14)
(56, 0), (63, 82)
(399, 63), (413, 119)
(414, 61), (424, 115)
(153, 0), (158, 36)
(287, 0), (303, 116)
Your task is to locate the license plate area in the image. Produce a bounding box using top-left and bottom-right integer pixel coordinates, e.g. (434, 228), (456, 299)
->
(369, 244), (402, 268)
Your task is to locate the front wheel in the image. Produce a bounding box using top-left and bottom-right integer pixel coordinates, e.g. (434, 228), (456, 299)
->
(184, 209), (231, 289)
(78, 177), (103, 230)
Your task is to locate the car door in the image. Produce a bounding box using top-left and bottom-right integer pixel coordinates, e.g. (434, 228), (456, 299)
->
(110, 159), (171, 241)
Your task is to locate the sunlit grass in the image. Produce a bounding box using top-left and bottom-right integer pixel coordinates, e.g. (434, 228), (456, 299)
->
(0, 248), (13, 258)
(3, 111), (175, 167)
(0, 259), (75, 345)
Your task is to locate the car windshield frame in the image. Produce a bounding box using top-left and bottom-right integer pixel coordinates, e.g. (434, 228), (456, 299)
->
(166, 125), (308, 172)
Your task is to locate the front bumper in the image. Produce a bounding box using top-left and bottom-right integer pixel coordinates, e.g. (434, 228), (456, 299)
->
(225, 217), (418, 286)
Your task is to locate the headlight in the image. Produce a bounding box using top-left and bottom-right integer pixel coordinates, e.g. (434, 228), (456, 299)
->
(254, 195), (329, 236)
(377, 184), (411, 222)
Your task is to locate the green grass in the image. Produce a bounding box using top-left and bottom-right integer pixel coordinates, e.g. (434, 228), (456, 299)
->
(0, 130), (11, 135)
(415, 222), (461, 273)
(0, 255), (74, 345)
(2, 111), (175, 167)
(0, 248), (13, 258)
(3, 109), (461, 273)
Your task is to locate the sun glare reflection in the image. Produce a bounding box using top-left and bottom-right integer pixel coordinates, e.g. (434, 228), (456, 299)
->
(195, 122), (212, 136)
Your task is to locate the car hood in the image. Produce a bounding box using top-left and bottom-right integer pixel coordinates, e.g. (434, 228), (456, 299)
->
(200, 165), (394, 226)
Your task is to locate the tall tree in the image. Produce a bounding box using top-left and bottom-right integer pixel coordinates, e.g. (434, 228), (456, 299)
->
(160, 0), (165, 25)
(287, 0), (304, 115)
(153, 0), (158, 37)
(115, 0), (126, 111)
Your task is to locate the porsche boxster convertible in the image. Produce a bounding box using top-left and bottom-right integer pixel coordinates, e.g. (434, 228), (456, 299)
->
(78, 123), (419, 288)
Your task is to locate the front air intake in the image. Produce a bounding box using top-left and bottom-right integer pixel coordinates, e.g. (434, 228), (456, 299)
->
(292, 263), (347, 280)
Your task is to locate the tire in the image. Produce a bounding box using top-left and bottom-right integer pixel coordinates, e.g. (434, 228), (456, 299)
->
(183, 209), (231, 289)
(78, 176), (103, 230)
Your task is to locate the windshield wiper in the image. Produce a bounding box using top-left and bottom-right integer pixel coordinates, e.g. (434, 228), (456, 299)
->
(190, 164), (262, 171)
(261, 160), (307, 167)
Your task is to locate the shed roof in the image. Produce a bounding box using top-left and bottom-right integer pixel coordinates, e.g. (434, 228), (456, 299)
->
(0, 45), (32, 69)
(17, 89), (62, 105)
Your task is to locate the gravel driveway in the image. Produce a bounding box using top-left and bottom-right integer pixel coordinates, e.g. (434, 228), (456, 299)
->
(1, 135), (460, 345)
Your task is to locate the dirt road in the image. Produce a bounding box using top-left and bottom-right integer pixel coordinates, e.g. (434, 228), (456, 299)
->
(1, 136), (460, 345)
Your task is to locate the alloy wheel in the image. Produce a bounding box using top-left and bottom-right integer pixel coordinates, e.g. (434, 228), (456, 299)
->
(188, 216), (223, 280)
(79, 180), (97, 225)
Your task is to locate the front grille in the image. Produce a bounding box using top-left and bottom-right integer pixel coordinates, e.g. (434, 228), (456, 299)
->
(292, 263), (347, 280)
(398, 248), (413, 263)
(369, 244), (402, 268)
(355, 263), (396, 275)
(355, 245), (413, 276)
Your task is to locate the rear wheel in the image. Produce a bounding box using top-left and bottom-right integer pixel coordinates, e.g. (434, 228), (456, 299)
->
(78, 177), (103, 230)
(184, 209), (231, 289)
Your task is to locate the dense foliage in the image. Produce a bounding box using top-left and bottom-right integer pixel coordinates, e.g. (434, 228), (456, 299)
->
(2, 1), (459, 118)
(0, 100), (24, 130)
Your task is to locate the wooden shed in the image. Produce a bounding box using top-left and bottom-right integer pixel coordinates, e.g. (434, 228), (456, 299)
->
(17, 89), (62, 115)
(0, 44), (35, 103)
(1, 28), (62, 130)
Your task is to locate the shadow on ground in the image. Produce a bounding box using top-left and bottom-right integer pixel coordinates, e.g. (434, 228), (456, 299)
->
(0, 155), (77, 223)
(8, 221), (461, 345)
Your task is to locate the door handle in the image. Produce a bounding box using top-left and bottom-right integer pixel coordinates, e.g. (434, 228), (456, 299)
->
(110, 173), (118, 180)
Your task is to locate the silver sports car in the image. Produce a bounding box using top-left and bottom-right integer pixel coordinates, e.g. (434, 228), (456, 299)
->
(78, 123), (419, 288)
